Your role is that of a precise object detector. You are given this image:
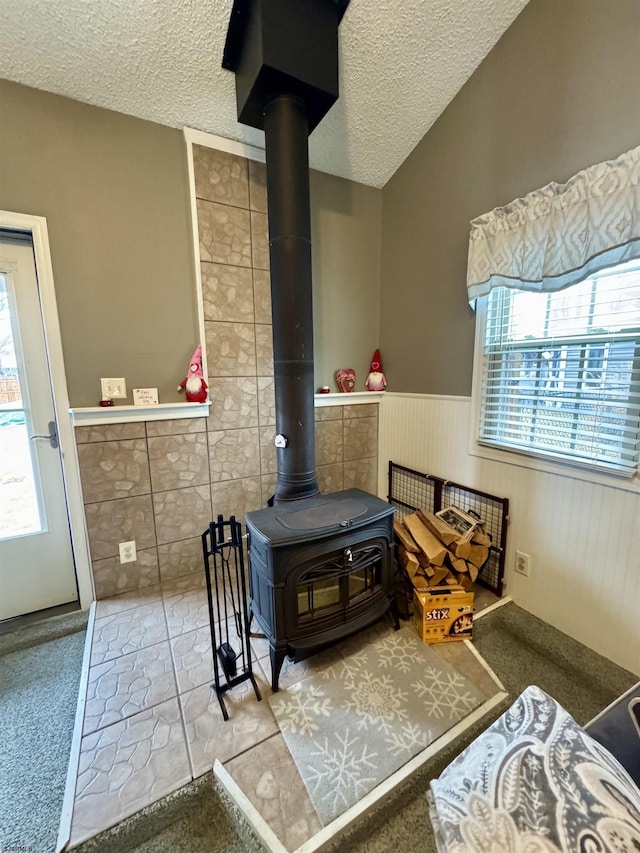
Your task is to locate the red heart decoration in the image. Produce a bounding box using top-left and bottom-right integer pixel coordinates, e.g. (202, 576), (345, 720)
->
(335, 368), (356, 393)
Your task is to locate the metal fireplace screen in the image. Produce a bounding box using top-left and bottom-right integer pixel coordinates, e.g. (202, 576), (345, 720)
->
(387, 461), (509, 597)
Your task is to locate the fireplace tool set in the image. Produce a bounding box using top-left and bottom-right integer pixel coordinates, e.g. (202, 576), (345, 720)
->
(201, 515), (261, 721)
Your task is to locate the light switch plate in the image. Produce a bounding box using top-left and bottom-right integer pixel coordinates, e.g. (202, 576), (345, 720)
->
(101, 378), (127, 399)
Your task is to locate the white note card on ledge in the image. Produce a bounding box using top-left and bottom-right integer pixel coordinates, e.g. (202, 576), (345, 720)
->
(133, 388), (159, 406)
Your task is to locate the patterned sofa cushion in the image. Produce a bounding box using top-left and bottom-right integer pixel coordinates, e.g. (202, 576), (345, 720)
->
(428, 685), (640, 853)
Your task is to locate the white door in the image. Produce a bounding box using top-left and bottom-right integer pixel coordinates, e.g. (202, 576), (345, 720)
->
(0, 237), (78, 620)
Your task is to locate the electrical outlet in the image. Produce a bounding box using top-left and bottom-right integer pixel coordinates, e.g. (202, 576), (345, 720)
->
(119, 540), (137, 564)
(515, 550), (531, 577)
(101, 378), (127, 399)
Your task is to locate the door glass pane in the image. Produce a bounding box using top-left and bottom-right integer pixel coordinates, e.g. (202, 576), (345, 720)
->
(0, 273), (41, 538)
(349, 565), (378, 599)
(297, 576), (341, 618)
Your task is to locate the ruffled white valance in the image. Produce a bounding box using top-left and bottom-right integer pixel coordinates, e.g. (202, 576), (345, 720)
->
(466, 145), (640, 303)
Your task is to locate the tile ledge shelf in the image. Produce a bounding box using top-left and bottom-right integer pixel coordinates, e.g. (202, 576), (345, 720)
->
(314, 391), (384, 407)
(70, 392), (382, 425)
(70, 401), (211, 427)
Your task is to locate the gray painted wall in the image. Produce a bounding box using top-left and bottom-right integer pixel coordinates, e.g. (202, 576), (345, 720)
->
(0, 79), (198, 407)
(310, 169), (381, 391)
(0, 79), (382, 406)
(380, 0), (640, 396)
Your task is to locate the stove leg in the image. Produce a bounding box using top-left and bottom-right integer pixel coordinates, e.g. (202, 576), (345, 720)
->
(390, 599), (400, 630)
(270, 647), (287, 692)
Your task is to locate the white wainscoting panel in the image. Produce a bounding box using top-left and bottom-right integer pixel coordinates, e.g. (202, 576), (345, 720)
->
(378, 393), (640, 675)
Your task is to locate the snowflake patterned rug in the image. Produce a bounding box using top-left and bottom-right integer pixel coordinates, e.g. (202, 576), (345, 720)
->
(268, 626), (486, 824)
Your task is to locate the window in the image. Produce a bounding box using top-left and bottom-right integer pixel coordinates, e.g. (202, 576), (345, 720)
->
(477, 259), (640, 475)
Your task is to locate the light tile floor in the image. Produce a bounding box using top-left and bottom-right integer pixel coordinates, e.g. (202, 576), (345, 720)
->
(69, 570), (272, 847)
(68, 575), (499, 848)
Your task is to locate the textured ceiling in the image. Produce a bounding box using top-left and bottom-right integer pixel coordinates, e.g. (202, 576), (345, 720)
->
(0, 0), (528, 188)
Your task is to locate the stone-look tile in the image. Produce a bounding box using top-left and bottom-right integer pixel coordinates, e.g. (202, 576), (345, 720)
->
(208, 427), (260, 483)
(90, 601), (168, 665)
(474, 585), (500, 614)
(75, 423), (146, 444)
(93, 548), (160, 600)
(343, 415), (378, 461)
(258, 647), (341, 692)
(94, 586), (162, 620)
(205, 321), (256, 377)
(157, 538), (204, 582)
(257, 377), (275, 426)
(170, 626), (213, 694)
(77, 439), (150, 504)
(211, 476), (262, 522)
(315, 419), (343, 466)
(180, 669), (277, 778)
(163, 588), (210, 638)
(248, 159), (267, 213)
(193, 145), (249, 208)
(85, 495), (156, 561)
(430, 640), (499, 700)
(207, 377), (258, 430)
(252, 269), (272, 325)
(147, 433), (209, 492)
(255, 324), (274, 376)
(344, 457), (377, 494)
(201, 262), (254, 323)
(316, 463), (344, 495)
(225, 733), (322, 851)
(261, 474), (277, 507)
(70, 699), (190, 847)
(83, 642), (176, 735)
(161, 570), (206, 599)
(344, 403), (380, 419)
(315, 405), (343, 422)
(197, 199), (251, 268)
(247, 626), (271, 661)
(250, 211), (270, 270)
(145, 418), (207, 438)
(259, 427), (277, 475)
(153, 485), (212, 546)
(171, 616), (271, 698)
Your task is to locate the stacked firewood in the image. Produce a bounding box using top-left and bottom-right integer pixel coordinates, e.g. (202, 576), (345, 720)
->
(394, 509), (491, 592)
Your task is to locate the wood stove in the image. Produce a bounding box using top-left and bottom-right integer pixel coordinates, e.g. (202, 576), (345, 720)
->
(223, 0), (397, 692)
(246, 489), (396, 691)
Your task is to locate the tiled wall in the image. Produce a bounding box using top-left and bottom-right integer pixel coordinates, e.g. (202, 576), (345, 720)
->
(194, 144), (276, 515)
(75, 143), (378, 600)
(76, 419), (211, 600)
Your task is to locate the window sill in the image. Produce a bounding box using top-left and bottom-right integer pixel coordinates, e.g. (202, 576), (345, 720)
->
(70, 401), (211, 427)
(468, 438), (640, 495)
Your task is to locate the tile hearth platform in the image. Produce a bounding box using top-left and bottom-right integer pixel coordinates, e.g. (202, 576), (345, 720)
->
(63, 574), (503, 850)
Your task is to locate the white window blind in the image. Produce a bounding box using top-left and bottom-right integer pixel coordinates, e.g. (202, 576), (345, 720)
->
(479, 259), (640, 475)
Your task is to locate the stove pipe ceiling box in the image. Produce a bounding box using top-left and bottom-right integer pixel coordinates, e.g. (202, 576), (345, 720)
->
(222, 0), (350, 134)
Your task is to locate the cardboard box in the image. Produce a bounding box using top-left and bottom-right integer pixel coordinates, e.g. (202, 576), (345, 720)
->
(413, 585), (474, 643)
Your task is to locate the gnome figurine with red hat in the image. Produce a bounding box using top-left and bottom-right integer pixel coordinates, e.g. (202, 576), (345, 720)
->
(177, 345), (208, 403)
(365, 349), (387, 391)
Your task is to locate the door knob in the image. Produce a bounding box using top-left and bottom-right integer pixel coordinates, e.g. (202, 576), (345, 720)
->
(29, 420), (59, 449)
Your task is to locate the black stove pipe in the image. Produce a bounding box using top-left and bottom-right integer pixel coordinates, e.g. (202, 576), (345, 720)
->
(264, 94), (320, 503)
